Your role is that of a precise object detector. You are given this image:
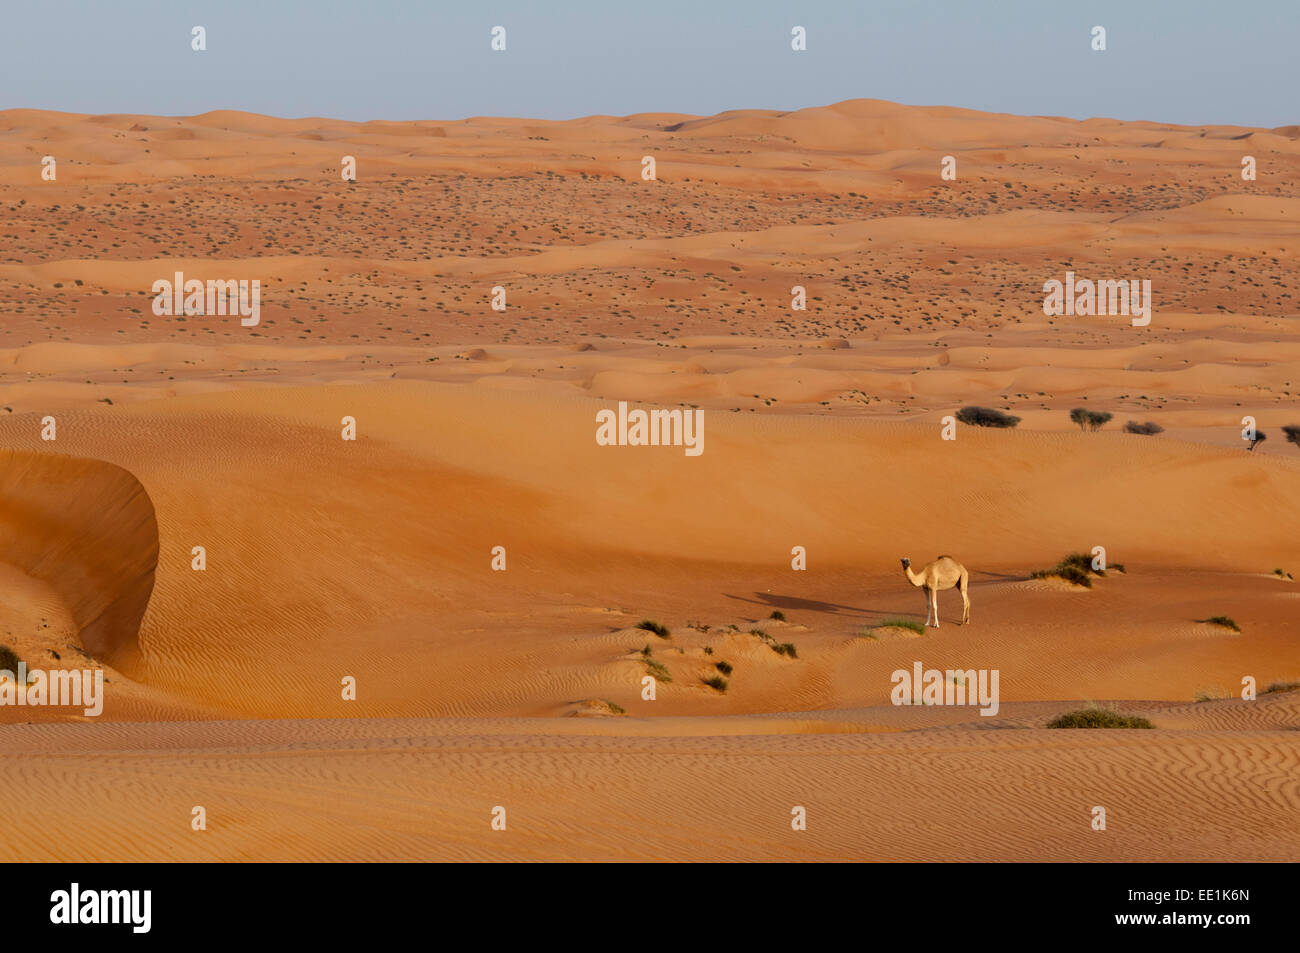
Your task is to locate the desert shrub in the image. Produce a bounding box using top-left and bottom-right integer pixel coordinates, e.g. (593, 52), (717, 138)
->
(1031, 552), (1106, 587)
(773, 642), (798, 658)
(1070, 408), (1113, 431)
(1281, 424), (1300, 448)
(0, 645), (21, 674)
(643, 658), (672, 683)
(874, 618), (927, 635)
(956, 406), (1021, 429)
(702, 675), (728, 692)
(1053, 565), (1092, 587)
(1124, 420), (1163, 435)
(1202, 616), (1240, 632)
(601, 699), (625, 714)
(1086, 411), (1112, 430)
(1047, 708), (1153, 729)
(1057, 553), (1094, 573)
(768, 610), (786, 621)
(749, 628), (768, 639)
(1263, 681), (1300, 694)
(715, 661), (733, 675)
(637, 620), (670, 638)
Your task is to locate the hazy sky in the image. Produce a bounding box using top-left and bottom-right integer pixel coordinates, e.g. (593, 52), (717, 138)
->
(2, 0), (1296, 126)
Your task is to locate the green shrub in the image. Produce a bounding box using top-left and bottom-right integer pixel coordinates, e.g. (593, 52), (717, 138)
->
(637, 620), (670, 638)
(956, 406), (1020, 429)
(715, 661), (733, 675)
(643, 658), (672, 683)
(0, 645), (21, 674)
(768, 610), (786, 621)
(1047, 708), (1153, 729)
(773, 642), (798, 658)
(1056, 565), (1093, 587)
(1059, 552), (1097, 573)
(1070, 408), (1112, 431)
(1032, 551), (1109, 587)
(1263, 681), (1300, 694)
(1031, 565), (1091, 587)
(873, 618), (926, 635)
(702, 675), (728, 692)
(1124, 420), (1163, 435)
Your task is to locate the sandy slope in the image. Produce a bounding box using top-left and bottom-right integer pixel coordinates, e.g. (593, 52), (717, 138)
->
(0, 381), (1295, 724)
(0, 99), (1297, 861)
(2, 695), (1297, 862)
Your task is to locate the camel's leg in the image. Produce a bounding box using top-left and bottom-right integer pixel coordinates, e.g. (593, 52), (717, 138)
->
(923, 589), (934, 627)
(960, 574), (970, 625)
(931, 587), (940, 628)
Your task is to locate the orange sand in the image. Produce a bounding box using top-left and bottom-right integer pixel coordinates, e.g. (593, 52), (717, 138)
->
(0, 100), (1296, 860)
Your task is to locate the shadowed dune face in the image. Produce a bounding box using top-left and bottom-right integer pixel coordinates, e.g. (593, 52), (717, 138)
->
(0, 449), (157, 672)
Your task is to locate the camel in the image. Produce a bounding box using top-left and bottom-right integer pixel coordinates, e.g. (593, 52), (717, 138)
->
(900, 555), (970, 628)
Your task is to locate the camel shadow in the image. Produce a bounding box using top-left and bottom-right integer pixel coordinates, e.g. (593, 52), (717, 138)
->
(971, 569), (1031, 583)
(723, 592), (915, 622)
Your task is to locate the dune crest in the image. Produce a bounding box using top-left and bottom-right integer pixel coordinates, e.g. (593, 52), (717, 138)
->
(0, 449), (157, 673)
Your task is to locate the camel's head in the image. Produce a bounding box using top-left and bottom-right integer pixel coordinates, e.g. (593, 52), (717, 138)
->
(900, 557), (911, 569)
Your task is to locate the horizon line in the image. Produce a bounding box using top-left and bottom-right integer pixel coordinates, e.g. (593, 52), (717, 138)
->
(1, 97), (1295, 132)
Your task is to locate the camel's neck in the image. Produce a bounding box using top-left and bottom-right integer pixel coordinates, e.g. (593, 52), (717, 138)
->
(903, 566), (924, 587)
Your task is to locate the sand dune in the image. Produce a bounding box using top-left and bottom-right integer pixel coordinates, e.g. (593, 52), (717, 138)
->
(0, 448), (155, 670)
(0, 381), (1294, 724)
(0, 99), (1296, 860)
